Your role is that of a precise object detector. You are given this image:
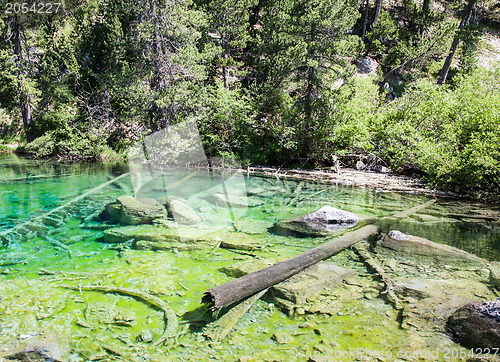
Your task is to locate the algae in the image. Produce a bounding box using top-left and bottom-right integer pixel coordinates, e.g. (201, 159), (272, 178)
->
(1, 155), (500, 361)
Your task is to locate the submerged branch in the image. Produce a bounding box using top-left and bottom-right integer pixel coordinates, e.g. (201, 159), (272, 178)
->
(60, 284), (178, 346)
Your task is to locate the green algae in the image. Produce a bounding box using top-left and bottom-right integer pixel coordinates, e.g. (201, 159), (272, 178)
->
(1, 154), (500, 361)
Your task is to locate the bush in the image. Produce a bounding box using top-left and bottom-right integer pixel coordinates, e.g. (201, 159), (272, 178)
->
(23, 130), (122, 161)
(370, 67), (500, 195)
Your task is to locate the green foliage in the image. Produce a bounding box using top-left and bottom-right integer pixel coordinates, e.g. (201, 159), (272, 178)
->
(458, 25), (480, 75)
(1, 0), (497, 197)
(198, 83), (256, 160)
(248, 0), (362, 163)
(366, 5), (453, 79)
(23, 130), (122, 160)
(370, 67), (500, 194)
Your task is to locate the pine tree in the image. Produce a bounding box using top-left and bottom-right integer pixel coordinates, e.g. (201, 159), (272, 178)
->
(250, 0), (361, 161)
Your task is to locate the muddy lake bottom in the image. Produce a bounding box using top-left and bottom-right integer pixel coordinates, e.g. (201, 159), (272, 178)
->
(0, 154), (500, 361)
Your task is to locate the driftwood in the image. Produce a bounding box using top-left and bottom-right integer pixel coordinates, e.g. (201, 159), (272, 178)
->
(61, 284), (178, 346)
(389, 199), (436, 219)
(202, 224), (379, 314)
(203, 288), (269, 341)
(202, 199), (437, 315)
(379, 199), (436, 232)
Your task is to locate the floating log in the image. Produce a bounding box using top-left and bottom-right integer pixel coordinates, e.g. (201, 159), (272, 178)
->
(202, 224), (379, 314)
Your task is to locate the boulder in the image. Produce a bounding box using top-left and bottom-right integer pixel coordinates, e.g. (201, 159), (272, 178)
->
(446, 300), (500, 349)
(272, 206), (359, 237)
(355, 160), (366, 170)
(370, 165), (392, 173)
(167, 199), (201, 225)
(355, 56), (378, 75)
(101, 196), (166, 225)
(378, 230), (485, 264)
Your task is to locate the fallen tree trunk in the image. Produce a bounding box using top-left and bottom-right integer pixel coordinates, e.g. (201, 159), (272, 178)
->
(202, 224), (379, 314)
(204, 288), (269, 341)
(202, 199), (437, 315)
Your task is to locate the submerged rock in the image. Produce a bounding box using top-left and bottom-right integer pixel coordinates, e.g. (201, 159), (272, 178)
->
(103, 225), (178, 243)
(220, 232), (264, 251)
(103, 224), (227, 244)
(272, 206), (359, 237)
(447, 301), (500, 349)
(233, 220), (273, 235)
(0, 332), (67, 362)
(167, 199), (201, 225)
(271, 262), (355, 305)
(204, 193), (263, 208)
(272, 332), (295, 344)
(138, 329), (154, 343)
(3, 349), (62, 362)
(101, 196), (166, 225)
(378, 230), (485, 264)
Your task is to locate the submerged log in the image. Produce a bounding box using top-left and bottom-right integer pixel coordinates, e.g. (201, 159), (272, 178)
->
(353, 242), (403, 310)
(202, 224), (379, 314)
(204, 288), (269, 341)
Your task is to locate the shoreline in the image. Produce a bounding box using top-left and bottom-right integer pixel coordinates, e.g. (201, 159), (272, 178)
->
(247, 166), (499, 205)
(246, 166), (461, 199)
(2, 149), (497, 203)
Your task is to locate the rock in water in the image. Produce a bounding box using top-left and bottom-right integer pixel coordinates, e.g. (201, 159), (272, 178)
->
(271, 262), (355, 305)
(101, 196), (166, 225)
(272, 206), (359, 237)
(479, 298), (500, 322)
(138, 329), (154, 343)
(303, 206), (358, 225)
(378, 230), (485, 264)
(167, 199), (201, 225)
(447, 300), (500, 349)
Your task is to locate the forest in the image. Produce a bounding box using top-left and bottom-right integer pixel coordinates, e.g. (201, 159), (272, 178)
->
(0, 0), (499, 197)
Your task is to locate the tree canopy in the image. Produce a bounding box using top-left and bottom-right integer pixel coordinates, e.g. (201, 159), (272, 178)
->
(0, 0), (499, 196)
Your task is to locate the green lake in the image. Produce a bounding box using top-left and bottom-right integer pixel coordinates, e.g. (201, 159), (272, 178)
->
(1, 153), (499, 361)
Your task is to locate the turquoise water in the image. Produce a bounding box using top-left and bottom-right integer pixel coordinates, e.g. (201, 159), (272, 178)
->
(0, 153), (499, 361)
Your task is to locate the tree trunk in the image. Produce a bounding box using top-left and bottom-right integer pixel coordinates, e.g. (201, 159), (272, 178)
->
(422, 0), (431, 12)
(202, 199), (436, 315)
(202, 224), (379, 314)
(373, 0), (383, 24)
(437, 0), (477, 85)
(12, 15), (34, 142)
(362, 0), (370, 41)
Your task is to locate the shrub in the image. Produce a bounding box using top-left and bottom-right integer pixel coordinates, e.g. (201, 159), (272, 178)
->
(371, 67), (500, 195)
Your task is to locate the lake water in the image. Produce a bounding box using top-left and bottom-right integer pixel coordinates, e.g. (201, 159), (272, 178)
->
(0, 153), (499, 361)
